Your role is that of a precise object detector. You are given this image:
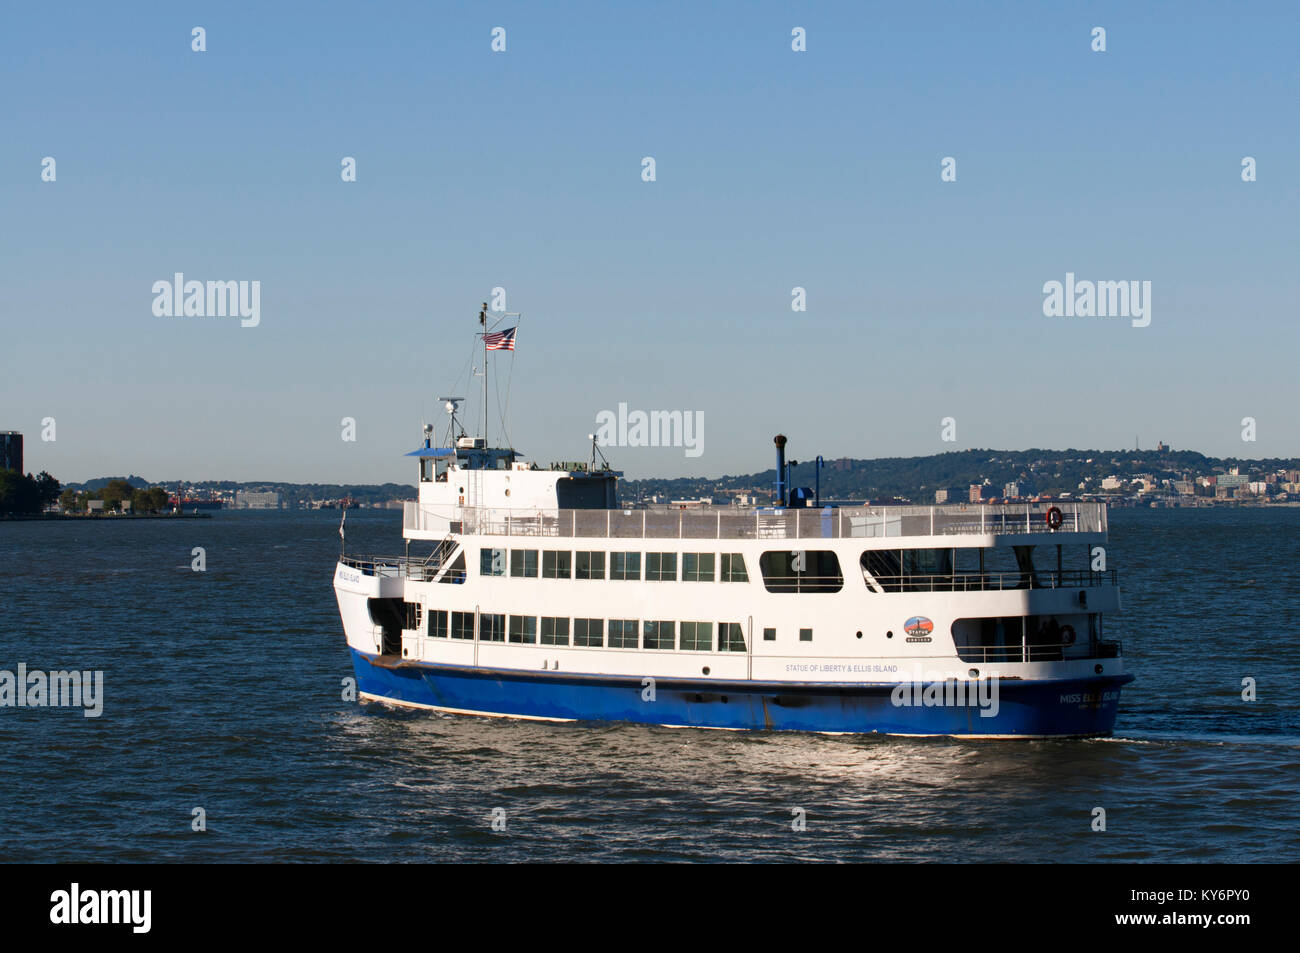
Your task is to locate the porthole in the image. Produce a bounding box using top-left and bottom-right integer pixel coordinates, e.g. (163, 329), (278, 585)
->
(969, 668), (979, 678)
(886, 630), (893, 639)
(702, 666), (710, 675)
(856, 631), (863, 639)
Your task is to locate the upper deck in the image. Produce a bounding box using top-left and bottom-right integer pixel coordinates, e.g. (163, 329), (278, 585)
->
(404, 500), (1106, 542)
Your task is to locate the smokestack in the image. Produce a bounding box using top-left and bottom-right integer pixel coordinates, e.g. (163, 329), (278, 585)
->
(774, 434), (787, 506)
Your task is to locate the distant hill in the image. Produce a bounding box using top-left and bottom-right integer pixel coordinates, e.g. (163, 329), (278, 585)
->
(71, 475), (151, 492)
(620, 447), (1300, 503)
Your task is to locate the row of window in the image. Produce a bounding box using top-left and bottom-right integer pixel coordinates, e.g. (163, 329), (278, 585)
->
(480, 548), (749, 583)
(421, 611), (810, 652)
(475, 547), (1086, 595)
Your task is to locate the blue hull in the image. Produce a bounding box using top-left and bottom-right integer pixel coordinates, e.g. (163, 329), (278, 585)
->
(350, 649), (1133, 737)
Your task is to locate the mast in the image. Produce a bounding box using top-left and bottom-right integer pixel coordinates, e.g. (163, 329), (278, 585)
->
(479, 302), (488, 445)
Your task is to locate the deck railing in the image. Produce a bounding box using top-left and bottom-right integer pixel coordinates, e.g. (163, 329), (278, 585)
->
(404, 501), (1107, 540)
(339, 554), (466, 583)
(867, 569), (1118, 592)
(957, 639), (1123, 664)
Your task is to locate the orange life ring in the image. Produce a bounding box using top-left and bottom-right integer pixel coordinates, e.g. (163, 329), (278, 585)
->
(1046, 506), (1063, 530)
(458, 495), (465, 505)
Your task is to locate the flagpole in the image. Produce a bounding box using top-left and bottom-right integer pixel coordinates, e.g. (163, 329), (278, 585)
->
(479, 302), (488, 445)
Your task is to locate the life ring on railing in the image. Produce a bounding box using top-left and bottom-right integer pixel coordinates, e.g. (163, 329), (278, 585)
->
(1046, 506), (1063, 530)
(458, 495), (465, 506)
(1060, 624), (1076, 646)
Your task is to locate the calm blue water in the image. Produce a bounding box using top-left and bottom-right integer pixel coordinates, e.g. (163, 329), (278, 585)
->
(2, 507), (1297, 862)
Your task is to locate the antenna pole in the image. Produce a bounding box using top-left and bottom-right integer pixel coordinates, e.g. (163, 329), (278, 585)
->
(480, 302), (489, 445)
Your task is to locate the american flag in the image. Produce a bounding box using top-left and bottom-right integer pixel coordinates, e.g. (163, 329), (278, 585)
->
(483, 327), (517, 350)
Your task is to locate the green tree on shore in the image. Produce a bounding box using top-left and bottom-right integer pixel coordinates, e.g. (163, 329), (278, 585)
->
(0, 470), (61, 515)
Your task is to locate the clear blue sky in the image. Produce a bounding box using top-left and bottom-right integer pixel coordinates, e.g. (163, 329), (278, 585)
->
(3, 1), (1297, 484)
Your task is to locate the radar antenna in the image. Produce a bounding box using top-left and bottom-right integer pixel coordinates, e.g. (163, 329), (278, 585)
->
(439, 397), (466, 445)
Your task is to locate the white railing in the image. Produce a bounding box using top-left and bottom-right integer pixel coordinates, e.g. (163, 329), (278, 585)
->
(405, 501), (1107, 540)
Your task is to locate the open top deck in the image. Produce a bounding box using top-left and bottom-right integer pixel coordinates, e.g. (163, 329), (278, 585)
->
(404, 500), (1106, 541)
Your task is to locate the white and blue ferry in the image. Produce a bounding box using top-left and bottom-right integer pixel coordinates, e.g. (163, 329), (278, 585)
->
(334, 311), (1132, 738)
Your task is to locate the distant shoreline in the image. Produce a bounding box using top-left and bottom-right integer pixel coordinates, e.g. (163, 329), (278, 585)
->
(1, 512), (212, 522)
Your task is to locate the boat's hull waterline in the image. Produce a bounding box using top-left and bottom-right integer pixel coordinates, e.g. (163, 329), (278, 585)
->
(350, 649), (1133, 738)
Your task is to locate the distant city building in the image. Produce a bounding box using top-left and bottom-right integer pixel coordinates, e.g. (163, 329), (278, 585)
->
(1218, 473), (1248, 489)
(1101, 476), (1122, 490)
(1001, 481), (1035, 500)
(235, 490), (282, 509)
(968, 484), (984, 503)
(1, 431), (22, 473)
(935, 488), (950, 504)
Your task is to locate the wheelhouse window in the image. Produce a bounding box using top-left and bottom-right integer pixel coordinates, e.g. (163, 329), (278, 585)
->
(576, 551), (605, 580)
(429, 610), (448, 639)
(542, 550), (572, 579)
(480, 613), (505, 642)
(720, 553), (749, 583)
(759, 550), (844, 593)
(643, 620), (675, 650)
(509, 615), (537, 644)
(679, 621), (712, 651)
(608, 619), (639, 648)
(510, 549), (538, 578)
(480, 548), (506, 576)
(646, 552), (677, 582)
(574, 618), (604, 647)
(763, 627), (776, 641)
(682, 553), (715, 582)
(799, 627), (813, 642)
(541, 617), (570, 646)
(451, 611), (475, 640)
(611, 552), (641, 581)
(720, 622), (746, 652)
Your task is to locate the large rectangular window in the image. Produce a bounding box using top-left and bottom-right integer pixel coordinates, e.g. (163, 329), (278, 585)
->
(509, 615), (537, 644)
(643, 620), (675, 650)
(611, 552), (641, 581)
(451, 611), (475, 640)
(541, 617), (570, 646)
(542, 551), (572, 579)
(720, 553), (749, 583)
(480, 613), (505, 642)
(682, 553), (715, 582)
(480, 548), (506, 576)
(576, 551), (606, 580)
(799, 627), (813, 642)
(574, 618), (604, 647)
(510, 549), (539, 578)
(679, 621), (712, 651)
(608, 619), (639, 648)
(759, 550), (843, 593)
(429, 610), (448, 639)
(720, 622), (747, 652)
(646, 552), (677, 582)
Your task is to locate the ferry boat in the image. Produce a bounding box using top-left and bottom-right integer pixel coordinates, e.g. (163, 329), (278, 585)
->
(333, 310), (1133, 737)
